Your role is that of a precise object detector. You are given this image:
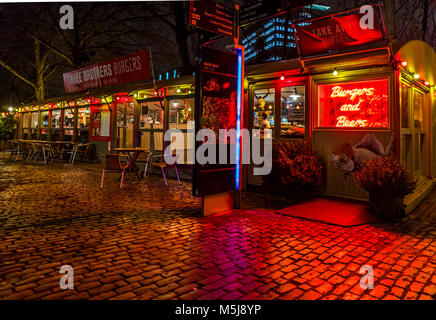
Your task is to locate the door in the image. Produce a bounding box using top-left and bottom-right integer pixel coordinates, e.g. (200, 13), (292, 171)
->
(400, 82), (427, 180)
(116, 101), (135, 148)
(412, 90), (425, 179)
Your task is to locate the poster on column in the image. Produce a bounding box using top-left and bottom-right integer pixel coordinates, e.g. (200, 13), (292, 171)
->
(90, 105), (112, 142)
(194, 46), (238, 197)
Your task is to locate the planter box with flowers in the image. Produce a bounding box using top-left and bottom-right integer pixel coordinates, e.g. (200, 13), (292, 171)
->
(263, 140), (325, 202)
(354, 157), (416, 222)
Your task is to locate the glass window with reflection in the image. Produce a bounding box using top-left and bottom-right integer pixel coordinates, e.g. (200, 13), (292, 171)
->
(51, 109), (61, 141)
(22, 113), (29, 139)
(78, 107), (90, 143)
(31, 112), (38, 139)
(64, 108), (75, 141)
(78, 107), (90, 128)
(253, 88), (275, 138)
(51, 110), (61, 128)
(140, 101), (163, 128)
(400, 83), (409, 129)
(169, 98), (194, 125)
(281, 86), (305, 139)
(41, 111), (49, 140)
(413, 91), (424, 130)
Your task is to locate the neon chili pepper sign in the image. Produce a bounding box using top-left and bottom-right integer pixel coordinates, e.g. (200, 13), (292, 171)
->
(317, 79), (389, 128)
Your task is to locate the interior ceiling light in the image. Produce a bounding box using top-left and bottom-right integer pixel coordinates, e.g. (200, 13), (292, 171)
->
(401, 61), (408, 67)
(333, 68), (338, 76)
(414, 73), (420, 79)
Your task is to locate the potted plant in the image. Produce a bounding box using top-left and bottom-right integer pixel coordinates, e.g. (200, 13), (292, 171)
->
(263, 140), (325, 202)
(354, 157), (416, 222)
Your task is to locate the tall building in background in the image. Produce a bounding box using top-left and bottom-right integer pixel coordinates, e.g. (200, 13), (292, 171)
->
(242, 4), (330, 64)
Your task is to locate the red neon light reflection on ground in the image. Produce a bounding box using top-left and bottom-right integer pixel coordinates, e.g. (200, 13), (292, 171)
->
(317, 79), (389, 128)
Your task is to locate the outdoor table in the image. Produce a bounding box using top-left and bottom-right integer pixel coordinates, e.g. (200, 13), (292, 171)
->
(113, 147), (149, 179)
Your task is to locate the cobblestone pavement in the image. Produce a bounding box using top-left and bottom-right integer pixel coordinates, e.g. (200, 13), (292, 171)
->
(0, 160), (435, 300)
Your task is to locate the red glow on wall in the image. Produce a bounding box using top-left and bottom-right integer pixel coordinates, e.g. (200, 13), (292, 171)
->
(318, 79), (389, 128)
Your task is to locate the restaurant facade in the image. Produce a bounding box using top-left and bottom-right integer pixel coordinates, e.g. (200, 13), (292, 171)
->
(13, 8), (436, 214)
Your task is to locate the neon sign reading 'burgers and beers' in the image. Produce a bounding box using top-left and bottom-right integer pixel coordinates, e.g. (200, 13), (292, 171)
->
(318, 79), (389, 128)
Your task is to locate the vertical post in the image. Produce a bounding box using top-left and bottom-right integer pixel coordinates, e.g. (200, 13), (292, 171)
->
(111, 96), (117, 151)
(233, 4), (244, 208)
(18, 112), (23, 139)
(60, 108), (65, 141)
(48, 109), (52, 141)
(192, 32), (202, 197)
(163, 94), (169, 152)
(73, 102), (78, 143)
(37, 109), (41, 140)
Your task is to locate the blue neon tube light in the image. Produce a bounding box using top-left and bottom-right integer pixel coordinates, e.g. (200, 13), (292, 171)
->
(235, 48), (242, 191)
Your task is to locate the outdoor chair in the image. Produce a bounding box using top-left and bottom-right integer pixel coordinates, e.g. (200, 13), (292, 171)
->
(100, 154), (129, 189)
(41, 143), (56, 162)
(14, 142), (29, 162)
(144, 151), (180, 186)
(71, 143), (91, 163)
(28, 143), (47, 163)
(59, 143), (75, 161)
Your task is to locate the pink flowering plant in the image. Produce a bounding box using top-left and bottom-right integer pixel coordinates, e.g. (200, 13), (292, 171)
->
(354, 157), (416, 197)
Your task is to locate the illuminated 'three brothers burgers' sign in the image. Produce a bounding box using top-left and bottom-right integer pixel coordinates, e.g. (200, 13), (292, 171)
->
(63, 50), (152, 94)
(317, 79), (389, 128)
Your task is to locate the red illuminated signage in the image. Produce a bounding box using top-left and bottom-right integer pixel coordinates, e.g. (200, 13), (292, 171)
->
(63, 50), (151, 94)
(295, 10), (384, 57)
(317, 79), (389, 128)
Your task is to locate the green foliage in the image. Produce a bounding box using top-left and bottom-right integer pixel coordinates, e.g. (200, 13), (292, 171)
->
(0, 114), (16, 140)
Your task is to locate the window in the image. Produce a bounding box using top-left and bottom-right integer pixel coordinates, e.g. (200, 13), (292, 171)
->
(400, 83), (409, 129)
(317, 79), (389, 128)
(41, 111), (49, 139)
(413, 91), (424, 130)
(64, 108), (75, 140)
(41, 111), (49, 128)
(22, 113), (29, 139)
(31, 112), (38, 139)
(281, 86), (305, 139)
(169, 98), (194, 125)
(140, 101), (163, 128)
(78, 107), (90, 128)
(253, 88), (275, 137)
(22, 113), (29, 128)
(51, 109), (61, 128)
(78, 107), (90, 143)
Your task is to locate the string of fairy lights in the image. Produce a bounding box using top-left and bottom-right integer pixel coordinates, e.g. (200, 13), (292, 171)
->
(2, 59), (435, 119)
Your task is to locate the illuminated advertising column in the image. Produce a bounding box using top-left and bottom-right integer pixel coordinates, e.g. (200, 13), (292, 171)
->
(193, 46), (240, 215)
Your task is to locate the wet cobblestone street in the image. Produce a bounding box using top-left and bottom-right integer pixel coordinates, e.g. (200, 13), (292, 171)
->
(0, 161), (435, 300)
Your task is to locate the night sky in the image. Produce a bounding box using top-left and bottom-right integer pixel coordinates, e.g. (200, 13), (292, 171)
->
(0, 0), (434, 111)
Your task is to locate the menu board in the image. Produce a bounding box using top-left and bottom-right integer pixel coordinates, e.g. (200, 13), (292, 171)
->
(189, 0), (234, 37)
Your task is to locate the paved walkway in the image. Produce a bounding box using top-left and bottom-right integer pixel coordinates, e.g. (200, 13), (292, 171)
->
(0, 161), (435, 300)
